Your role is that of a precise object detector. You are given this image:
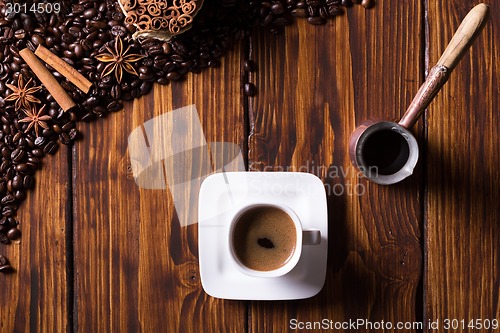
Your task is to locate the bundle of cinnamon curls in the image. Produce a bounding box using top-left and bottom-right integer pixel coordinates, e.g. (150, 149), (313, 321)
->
(118, 0), (203, 41)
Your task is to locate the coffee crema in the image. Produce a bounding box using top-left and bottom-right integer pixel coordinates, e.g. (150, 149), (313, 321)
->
(232, 206), (297, 272)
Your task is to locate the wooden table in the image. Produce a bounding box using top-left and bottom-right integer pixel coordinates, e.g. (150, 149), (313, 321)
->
(2, 1), (499, 332)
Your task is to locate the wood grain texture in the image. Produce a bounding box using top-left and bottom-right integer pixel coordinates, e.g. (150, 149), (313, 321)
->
(425, 1), (500, 330)
(72, 45), (246, 332)
(248, 1), (424, 331)
(0, 149), (70, 332)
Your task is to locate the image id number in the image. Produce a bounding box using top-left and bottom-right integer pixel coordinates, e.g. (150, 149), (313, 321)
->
(5, 2), (61, 15)
(443, 319), (498, 330)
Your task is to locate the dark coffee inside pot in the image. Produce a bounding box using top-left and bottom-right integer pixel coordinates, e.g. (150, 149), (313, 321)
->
(361, 129), (410, 175)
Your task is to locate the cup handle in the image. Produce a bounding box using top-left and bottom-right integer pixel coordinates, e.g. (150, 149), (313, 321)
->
(303, 230), (321, 245)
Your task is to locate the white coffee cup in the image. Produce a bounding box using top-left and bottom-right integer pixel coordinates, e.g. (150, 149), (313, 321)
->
(228, 203), (321, 278)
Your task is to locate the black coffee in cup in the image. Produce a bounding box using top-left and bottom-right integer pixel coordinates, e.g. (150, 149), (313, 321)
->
(232, 206), (297, 272)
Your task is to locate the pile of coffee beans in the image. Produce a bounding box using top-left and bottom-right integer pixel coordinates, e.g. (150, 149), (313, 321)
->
(0, 0), (373, 270)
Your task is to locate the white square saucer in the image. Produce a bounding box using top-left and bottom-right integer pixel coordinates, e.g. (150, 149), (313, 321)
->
(198, 172), (328, 300)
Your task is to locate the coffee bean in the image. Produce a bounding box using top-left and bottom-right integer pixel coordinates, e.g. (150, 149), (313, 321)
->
(52, 124), (62, 134)
(60, 133), (71, 145)
(26, 155), (39, 167)
(258, 237), (275, 248)
(156, 76), (170, 85)
(0, 255), (7, 266)
(83, 8), (98, 19)
(61, 121), (75, 133)
(14, 29), (26, 40)
(1, 147), (10, 159)
(0, 232), (9, 244)
(89, 20), (107, 29)
(61, 33), (75, 44)
(1, 195), (15, 206)
(68, 128), (78, 141)
(68, 26), (82, 38)
(84, 96), (99, 108)
(111, 25), (127, 37)
(171, 41), (187, 55)
(131, 88), (140, 98)
(244, 60), (256, 72)
(98, 3), (107, 12)
(31, 148), (44, 158)
(15, 163), (29, 174)
(1, 115), (10, 126)
(272, 3), (285, 14)
(361, 0), (375, 8)
(107, 101), (123, 113)
(110, 85), (122, 99)
(6, 218), (17, 228)
(162, 42), (172, 54)
(327, 4), (344, 16)
(2, 205), (16, 217)
(170, 54), (184, 63)
(109, 20), (121, 28)
(74, 44), (84, 58)
(12, 132), (22, 143)
(166, 72), (180, 81)
(140, 81), (153, 95)
(0, 162), (8, 174)
(307, 5), (318, 16)
(12, 175), (23, 190)
(0, 264), (13, 273)
(11, 148), (25, 163)
(153, 57), (167, 69)
(307, 16), (326, 25)
(147, 44), (163, 56)
(139, 72), (154, 81)
(23, 175), (33, 189)
(7, 227), (20, 240)
(112, 12), (124, 21)
(6, 169), (15, 181)
(138, 66), (150, 75)
(14, 190), (26, 201)
(34, 137), (47, 147)
(208, 59), (221, 68)
(244, 83), (256, 96)
(43, 141), (58, 155)
(92, 105), (106, 116)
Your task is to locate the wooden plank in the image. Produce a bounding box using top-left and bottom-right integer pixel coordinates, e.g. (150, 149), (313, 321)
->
(425, 1), (500, 331)
(0, 148), (70, 332)
(248, 1), (424, 331)
(72, 45), (247, 331)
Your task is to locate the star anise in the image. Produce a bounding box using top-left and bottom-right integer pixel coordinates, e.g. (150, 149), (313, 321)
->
(19, 105), (52, 138)
(5, 75), (42, 110)
(95, 36), (145, 83)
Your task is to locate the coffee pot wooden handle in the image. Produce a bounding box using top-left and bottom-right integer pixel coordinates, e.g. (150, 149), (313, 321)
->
(398, 3), (489, 129)
(437, 3), (489, 71)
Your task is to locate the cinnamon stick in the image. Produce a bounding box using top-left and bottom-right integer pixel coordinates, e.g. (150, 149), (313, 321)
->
(35, 45), (92, 94)
(19, 48), (76, 112)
